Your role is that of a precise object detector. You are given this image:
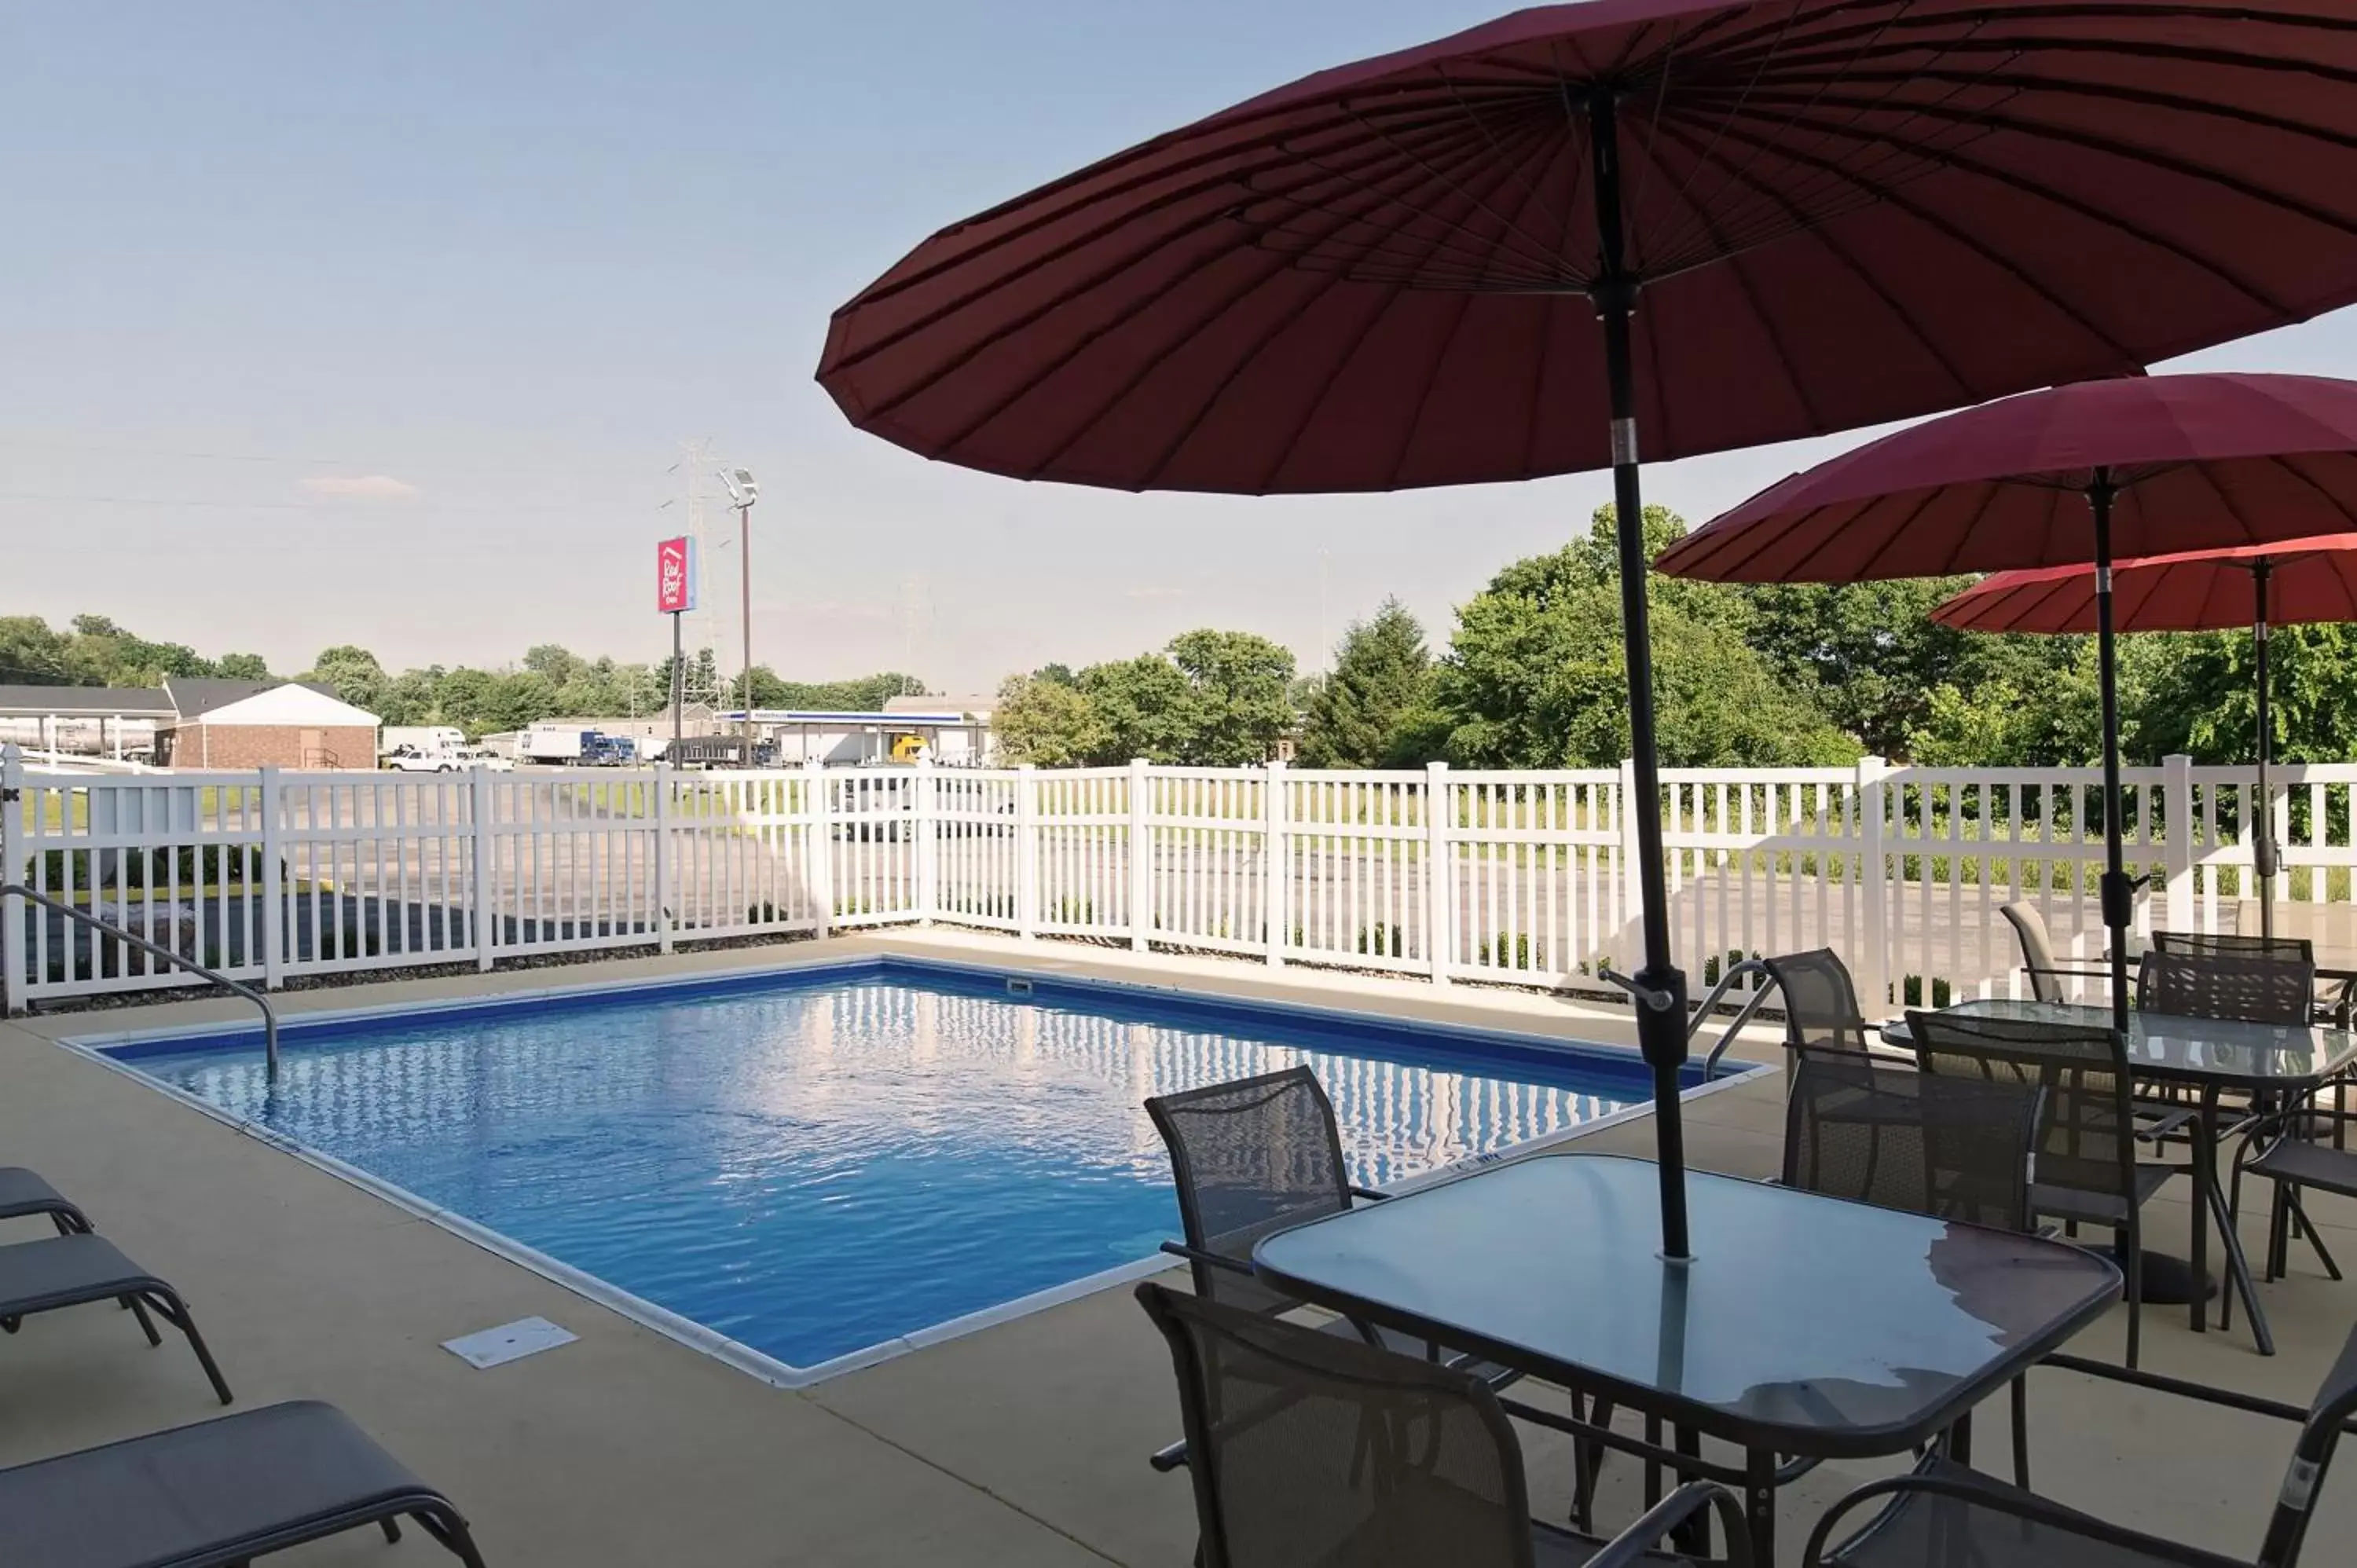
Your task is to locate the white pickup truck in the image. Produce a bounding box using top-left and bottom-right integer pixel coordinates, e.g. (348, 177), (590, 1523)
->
(385, 746), (514, 774)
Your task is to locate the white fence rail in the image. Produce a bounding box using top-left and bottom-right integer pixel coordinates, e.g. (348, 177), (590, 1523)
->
(9, 746), (2355, 1015)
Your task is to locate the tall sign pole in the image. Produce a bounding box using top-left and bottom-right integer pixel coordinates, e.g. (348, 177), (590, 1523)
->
(657, 536), (697, 755)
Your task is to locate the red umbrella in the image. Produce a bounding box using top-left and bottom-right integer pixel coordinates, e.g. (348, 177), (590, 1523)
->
(823, 4), (2357, 1262)
(1934, 535), (2357, 935)
(1658, 374), (2357, 1024)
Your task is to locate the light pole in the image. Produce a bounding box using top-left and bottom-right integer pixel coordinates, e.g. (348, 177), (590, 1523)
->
(717, 467), (759, 752)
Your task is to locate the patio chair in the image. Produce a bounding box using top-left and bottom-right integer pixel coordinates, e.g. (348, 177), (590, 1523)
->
(1800, 1317), (2357, 1567)
(0, 1399), (486, 1566)
(1782, 1056), (2047, 1486)
(1137, 1281), (1752, 1568)
(0, 1232), (233, 1404)
(1142, 1070), (1568, 1491)
(0, 1167), (93, 1236)
(1906, 1009), (2175, 1367)
(2138, 948), (2318, 1027)
(1760, 950), (1875, 1058)
(1998, 902), (2113, 1004)
(2230, 1081), (2357, 1310)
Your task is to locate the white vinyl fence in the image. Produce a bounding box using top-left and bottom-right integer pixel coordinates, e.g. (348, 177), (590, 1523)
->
(8, 746), (2355, 1016)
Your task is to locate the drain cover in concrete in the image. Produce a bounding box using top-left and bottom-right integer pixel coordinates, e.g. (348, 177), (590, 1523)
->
(442, 1316), (577, 1369)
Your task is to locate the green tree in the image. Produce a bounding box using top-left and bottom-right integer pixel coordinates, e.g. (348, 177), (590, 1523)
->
(0, 616), (68, 683)
(214, 652), (273, 681)
(302, 645), (389, 713)
(2130, 624), (2357, 766)
(1437, 508), (1858, 768)
(1168, 628), (1296, 765)
(1742, 579), (2082, 759)
(993, 672), (1111, 765)
(1299, 598), (1439, 768)
(1080, 654), (1197, 763)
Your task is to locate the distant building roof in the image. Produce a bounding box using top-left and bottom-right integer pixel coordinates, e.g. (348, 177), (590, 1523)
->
(724, 709), (988, 726)
(0, 684), (174, 718)
(191, 683), (379, 728)
(163, 676), (333, 720)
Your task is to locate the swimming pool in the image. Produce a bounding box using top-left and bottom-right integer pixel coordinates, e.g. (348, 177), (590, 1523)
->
(86, 958), (1735, 1381)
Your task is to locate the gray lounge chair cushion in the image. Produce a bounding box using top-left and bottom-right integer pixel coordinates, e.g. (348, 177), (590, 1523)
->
(0, 1167), (86, 1229)
(0, 1233), (166, 1313)
(0, 1401), (472, 1568)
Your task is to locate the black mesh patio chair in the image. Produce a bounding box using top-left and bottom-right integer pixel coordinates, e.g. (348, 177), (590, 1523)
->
(2229, 1083), (2357, 1313)
(1137, 1281), (1752, 1568)
(1999, 902), (2113, 1005)
(0, 1399), (486, 1566)
(1801, 1318), (2357, 1567)
(2139, 949), (2319, 1027)
(2152, 930), (2315, 964)
(1907, 1009), (2175, 1367)
(1760, 950), (1874, 1058)
(1143, 1071), (1569, 1491)
(1782, 1056), (2046, 1486)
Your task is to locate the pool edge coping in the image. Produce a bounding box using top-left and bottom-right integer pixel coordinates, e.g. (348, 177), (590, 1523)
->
(53, 951), (1769, 1390)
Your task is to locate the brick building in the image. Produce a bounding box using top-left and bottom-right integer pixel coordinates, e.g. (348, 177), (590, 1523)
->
(153, 680), (379, 770)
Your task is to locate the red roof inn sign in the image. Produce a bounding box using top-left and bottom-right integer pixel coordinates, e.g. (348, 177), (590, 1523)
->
(656, 536), (697, 614)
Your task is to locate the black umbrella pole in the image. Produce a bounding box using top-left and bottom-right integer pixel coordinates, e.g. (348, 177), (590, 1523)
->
(1589, 93), (1692, 1262)
(2253, 564), (2276, 940)
(2091, 478), (2133, 1031)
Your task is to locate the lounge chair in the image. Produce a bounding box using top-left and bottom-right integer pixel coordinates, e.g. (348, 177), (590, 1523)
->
(0, 1233), (232, 1405)
(0, 1167), (93, 1236)
(0, 1399), (486, 1566)
(1138, 1282), (1750, 1568)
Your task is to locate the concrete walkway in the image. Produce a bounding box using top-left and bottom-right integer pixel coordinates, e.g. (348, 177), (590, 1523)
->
(1, 933), (2352, 1565)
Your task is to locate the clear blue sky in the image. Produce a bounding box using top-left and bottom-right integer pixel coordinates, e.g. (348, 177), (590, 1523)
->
(5, 2), (2352, 688)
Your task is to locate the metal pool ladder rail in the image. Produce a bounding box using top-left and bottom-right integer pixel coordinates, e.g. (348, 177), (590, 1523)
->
(1, 883), (280, 1083)
(1692, 958), (1776, 1079)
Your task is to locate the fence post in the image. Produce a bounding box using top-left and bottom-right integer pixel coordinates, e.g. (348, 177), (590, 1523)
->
(1265, 760), (1288, 967)
(2164, 752), (2197, 933)
(1015, 764), (1039, 940)
(258, 765), (284, 990)
(914, 756), (938, 925)
(1425, 760), (1453, 985)
(2, 745), (22, 1016)
(471, 764), (498, 971)
(1616, 757), (1644, 963)
(1857, 755), (1891, 1011)
(1129, 758), (1152, 953)
(805, 760), (833, 939)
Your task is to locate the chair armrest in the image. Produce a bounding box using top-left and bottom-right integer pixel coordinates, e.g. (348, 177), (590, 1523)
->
(2040, 1351), (2334, 1427)
(2134, 1105), (2198, 1142)
(1800, 1465), (2245, 1568)
(1157, 1240), (1251, 1277)
(1584, 1481), (1755, 1568)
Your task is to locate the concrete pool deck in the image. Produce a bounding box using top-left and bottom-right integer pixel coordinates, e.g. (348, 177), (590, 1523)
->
(2, 932), (2354, 1565)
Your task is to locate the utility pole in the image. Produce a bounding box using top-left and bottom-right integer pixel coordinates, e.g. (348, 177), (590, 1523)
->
(718, 467), (760, 747)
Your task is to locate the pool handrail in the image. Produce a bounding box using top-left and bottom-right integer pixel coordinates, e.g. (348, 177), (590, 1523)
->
(1, 882), (279, 1083)
(1692, 958), (1777, 1079)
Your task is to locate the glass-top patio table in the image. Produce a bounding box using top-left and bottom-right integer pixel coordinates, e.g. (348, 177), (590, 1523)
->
(1253, 1152), (2121, 1563)
(1883, 998), (2357, 1358)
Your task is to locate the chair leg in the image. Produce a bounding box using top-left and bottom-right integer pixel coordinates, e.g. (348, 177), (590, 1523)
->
(145, 1290), (233, 1405)
(2124, 1233), (2143, 1371)
(127, 1295), (162, 1347)
(410, 1506), (489, 1568)
(2010, 1375), (2031, 1490)
(2270, 1186), (2293, 1282)
(381, 1519), (403, 1543)
(2295, 1195), (2343, 1281)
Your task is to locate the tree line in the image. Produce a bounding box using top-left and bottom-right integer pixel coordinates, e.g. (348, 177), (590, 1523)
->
(996, 504), (2356, 772)
(13, 501), (2350, 769)
(0, 614), (922, 739)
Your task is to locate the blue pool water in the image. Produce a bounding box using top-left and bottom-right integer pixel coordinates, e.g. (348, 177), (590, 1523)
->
(111, 962), (1678, 1369)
